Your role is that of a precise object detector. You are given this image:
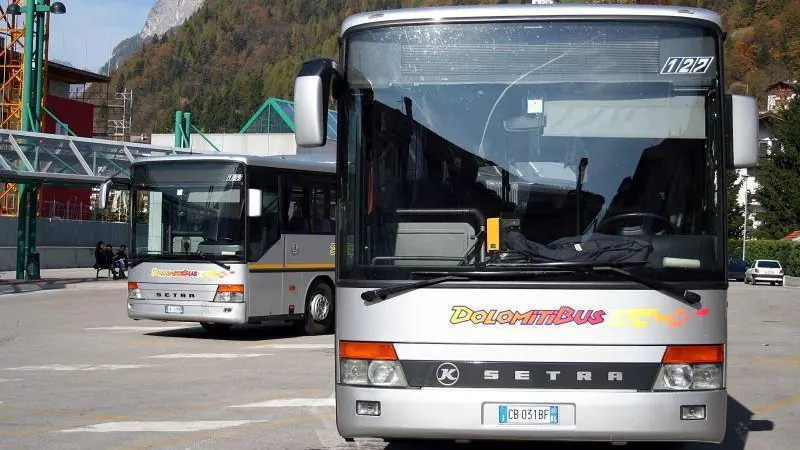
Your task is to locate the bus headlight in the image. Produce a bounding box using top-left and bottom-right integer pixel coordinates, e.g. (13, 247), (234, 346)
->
(653, 345), (725, 391)
(660, 364), (693, 390)
(339, 341), (408, 387)
(341, 359), (407, 387)
(213, 284), (245, 303)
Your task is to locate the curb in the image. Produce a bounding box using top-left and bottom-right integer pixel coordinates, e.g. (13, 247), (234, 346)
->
(784, 276), (800, 288)
(0, 278), (121, 296)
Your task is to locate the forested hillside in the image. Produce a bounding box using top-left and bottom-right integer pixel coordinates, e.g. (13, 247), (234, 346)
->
(95, 0), (800, 135)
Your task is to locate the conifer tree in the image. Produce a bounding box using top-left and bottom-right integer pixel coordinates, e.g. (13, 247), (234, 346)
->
(753, 97), (800, 238)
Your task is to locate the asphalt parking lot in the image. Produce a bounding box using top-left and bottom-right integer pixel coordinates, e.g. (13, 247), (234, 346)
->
(0, 281), (797, 449)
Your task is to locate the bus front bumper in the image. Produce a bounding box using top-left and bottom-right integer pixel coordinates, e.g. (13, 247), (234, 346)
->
(336, 385), (727, 443)
(127, 300), (247, 324)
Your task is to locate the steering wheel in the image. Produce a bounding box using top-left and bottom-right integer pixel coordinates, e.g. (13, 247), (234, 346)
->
(595, 212), (678, 235)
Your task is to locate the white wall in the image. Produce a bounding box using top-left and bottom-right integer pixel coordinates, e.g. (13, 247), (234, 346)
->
(150, 132), (329, 156)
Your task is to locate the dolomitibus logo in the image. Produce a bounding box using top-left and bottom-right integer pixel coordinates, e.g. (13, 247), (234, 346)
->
(151, 268), (234, 278)
(151, 268), (198, 278)
(449, 306), (606, 326)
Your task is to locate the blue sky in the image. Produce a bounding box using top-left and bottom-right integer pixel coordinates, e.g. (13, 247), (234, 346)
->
(48, 0), (154, 74)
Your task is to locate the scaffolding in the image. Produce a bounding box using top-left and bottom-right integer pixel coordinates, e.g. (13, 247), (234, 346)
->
(108, 89), (132, 141)
(0, 1), (25, 131)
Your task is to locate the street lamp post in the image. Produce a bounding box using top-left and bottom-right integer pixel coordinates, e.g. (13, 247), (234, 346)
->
(20, 0), (67, 132)
(7, 1), (66, 280)
(742, 174), (750, 261)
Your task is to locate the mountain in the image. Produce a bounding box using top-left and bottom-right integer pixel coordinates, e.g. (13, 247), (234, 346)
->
(140, 0), (206, 39)
(100, 35), (144, 76)
(99, 0), (205, 76)
(96, 0), (800, 136)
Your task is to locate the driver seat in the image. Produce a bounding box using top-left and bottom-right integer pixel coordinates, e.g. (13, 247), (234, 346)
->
(601, 140), (693, 235)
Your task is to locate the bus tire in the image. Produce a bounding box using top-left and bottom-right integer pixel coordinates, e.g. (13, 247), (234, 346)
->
(200, 322), (232, 334)
(304, 280), (334, 335)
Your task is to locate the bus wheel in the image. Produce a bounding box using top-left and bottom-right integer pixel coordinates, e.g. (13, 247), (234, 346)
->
(200, 323), (232, 334)
(304, 281), (334, 335)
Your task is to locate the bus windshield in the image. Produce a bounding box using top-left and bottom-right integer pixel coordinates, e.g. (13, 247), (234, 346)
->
(131, 161), (248, 260)
(340, 20), (724, 282)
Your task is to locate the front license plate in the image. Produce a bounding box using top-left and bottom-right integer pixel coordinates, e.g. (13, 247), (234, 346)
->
(165, 305), (184, 314)
(499, 405), (559, 425)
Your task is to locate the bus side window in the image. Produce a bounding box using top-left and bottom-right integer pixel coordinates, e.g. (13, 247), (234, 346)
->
(287, 184), (311, 233)
(328, 186), (336, 232)
(247, 168), (280, 262)
(310, 186), (331, 234)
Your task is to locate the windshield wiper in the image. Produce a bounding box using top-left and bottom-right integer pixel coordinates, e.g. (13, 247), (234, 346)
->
(361, 275), (471, 302)
(361, 267), (579, 303)
(197, 253), (231, 271)
(129, 253), (231, 271)
(129, 255), (157, 269)
(588, 265), (701, 306)
(506, 261), (701, 306)
(360, 262), (700, 306)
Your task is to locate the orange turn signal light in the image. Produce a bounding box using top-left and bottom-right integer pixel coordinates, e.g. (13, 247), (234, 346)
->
(339, 341), (398, 360)
(217, 284), (245, 293)
(127, 282), (139, 289)
(662, 345), (724, 364)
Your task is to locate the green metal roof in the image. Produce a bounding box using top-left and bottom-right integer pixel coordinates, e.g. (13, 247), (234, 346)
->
(240, 97), (338, 140)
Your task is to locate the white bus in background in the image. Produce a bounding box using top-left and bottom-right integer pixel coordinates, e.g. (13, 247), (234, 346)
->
(99, 152), (338, 335)
(293, 2), (759, 447)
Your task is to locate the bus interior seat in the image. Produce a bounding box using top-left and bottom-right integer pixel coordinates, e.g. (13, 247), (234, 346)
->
(388, 221), (476, 266)
(519, 188), (605, 244)
(202, 217), (218, 241)
(287, 214), (310, 233)
(312, 218), (333, 233)
(603, 139), (699, 233)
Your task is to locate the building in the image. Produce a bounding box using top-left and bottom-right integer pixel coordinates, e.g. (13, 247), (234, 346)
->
(42, 62), (110, 137)
(765, 81), (798, 113)
(0, 59), (110, 220)
(149, 97), (338, 156)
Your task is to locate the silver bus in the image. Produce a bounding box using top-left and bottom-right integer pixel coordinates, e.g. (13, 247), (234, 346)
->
(292, 2), (759, 446)
(99, 152), (338, 335)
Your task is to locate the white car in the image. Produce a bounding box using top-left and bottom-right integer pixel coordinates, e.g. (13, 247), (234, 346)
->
(744, 259), (784, 286)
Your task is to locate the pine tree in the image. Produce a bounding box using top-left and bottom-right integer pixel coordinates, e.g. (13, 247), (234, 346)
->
(753, 97), (800, 239)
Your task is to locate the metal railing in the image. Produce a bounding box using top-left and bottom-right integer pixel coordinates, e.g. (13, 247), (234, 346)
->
(0, 128), (193, 181)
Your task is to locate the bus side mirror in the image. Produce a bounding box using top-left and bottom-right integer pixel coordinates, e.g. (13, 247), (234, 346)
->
(728, 94), (759, 168)
(98, 179), (112, 210)
(293, 58), (342, 147)
(248, 189), (262, 217)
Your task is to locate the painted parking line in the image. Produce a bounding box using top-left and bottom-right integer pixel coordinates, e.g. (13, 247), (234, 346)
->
(752, 393), (800, 415)
(56, 420), (268, 433)
(756, 356), (800, 366)
(147, 353), (272, 359)
(244, 343), (333, 350)
(229, 395), (335, 408)
(117, 414), (333, 450)
(3, 364), (153, 371)
(85, 326), (195, 332)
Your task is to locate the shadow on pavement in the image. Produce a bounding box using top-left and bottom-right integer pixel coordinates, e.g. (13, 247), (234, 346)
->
(0, 277), (112, 295)
(144, 322), (321, 342)
(315, 395), (773, 450)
